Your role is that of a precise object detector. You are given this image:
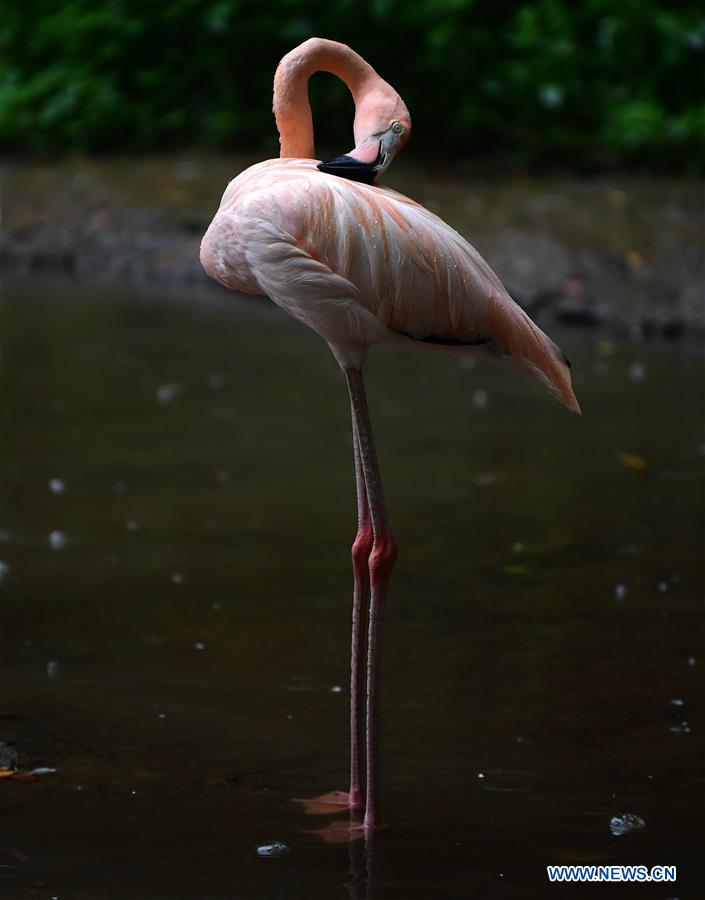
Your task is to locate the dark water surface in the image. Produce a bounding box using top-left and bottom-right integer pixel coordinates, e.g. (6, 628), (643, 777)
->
(1, 281), (703, 899)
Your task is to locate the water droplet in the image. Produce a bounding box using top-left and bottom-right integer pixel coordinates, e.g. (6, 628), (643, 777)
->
(618, 543), (640, 556)
(49, 478), (66, 494)
(596, 339), (617, 357)
(125, 520), (140, 532)
(472, 388), (489, 409)
(170, 573), (184, 585)
(687, 656), (696, 667)
(0, 560), (10, 585)
(614, 583), (627, 601)
(595, 360), (609, 376)
(156, 383), (180, 404)
(669, 722), (691, 733)
(475, 769), (535, 792)
(609, 813), (645, 836)
(158, 712), (167, 719)
(47, 660), (60, 680)
(194, 642), (206, 651)
(49, 530), (68, 551)
(628, 361), (645, 382)
(474, 473), (497, 487)
(329, 685), (342, 693)
(658, 581), (669, 593)
(670, 698), (684, 706)
(211, 601), (222, 610)
(257, 841), (290, 858)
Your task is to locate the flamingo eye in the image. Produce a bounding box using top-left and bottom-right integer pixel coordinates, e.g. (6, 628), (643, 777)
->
(391, 121), (403, 134)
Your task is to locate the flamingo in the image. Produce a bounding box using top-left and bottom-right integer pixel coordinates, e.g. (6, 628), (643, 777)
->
(200, 37), (580, 832)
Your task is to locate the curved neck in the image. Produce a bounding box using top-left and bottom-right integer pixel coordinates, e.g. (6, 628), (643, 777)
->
(273, 38), (376, 159)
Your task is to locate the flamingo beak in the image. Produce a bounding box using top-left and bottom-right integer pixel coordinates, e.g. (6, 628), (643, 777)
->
(317, 139), (384, 185)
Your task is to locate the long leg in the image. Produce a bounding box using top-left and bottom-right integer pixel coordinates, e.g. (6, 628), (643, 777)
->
(349, 422), (372, 809)
(345, 368), (397, 830)
(291, 424), (370, 818)
(291, 394), (373, 819)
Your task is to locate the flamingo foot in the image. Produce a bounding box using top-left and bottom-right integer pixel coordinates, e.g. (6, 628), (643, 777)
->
(292, 789), (363, 815)
(304, 819), (366, 844)
(305, 816), (388, 843)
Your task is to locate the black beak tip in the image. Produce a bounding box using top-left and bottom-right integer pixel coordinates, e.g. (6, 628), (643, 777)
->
(317, 153), (380, 185)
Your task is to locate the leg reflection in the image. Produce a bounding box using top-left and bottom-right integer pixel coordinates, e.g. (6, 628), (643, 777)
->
(343, 824), (377, 900)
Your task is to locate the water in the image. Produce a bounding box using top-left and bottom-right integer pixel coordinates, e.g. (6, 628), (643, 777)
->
(0, 280), (703, 899)
(3, 156), (702, 338)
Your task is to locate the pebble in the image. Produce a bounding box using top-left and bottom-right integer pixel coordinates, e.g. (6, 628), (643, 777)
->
(256, 841), (290, 858)
(609, 813), (646, 836)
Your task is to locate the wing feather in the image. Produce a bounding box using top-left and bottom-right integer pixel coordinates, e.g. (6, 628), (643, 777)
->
(204, 159), (579, 411)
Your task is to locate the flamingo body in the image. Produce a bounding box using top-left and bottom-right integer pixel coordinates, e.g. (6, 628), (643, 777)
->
(201, 157), (579, 411)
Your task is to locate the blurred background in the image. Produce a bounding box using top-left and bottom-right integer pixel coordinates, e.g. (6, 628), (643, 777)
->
(1, 4), (703, 900)
(1, 0), (704, 167)
(1, 0), (703, 330)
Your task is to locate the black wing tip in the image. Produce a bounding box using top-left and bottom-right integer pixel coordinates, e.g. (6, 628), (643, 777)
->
(393, 329), (490, 348)
(418, 335), (489, 347)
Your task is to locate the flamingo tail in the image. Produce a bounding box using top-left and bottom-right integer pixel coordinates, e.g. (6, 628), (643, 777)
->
(483, 295), (581, 414)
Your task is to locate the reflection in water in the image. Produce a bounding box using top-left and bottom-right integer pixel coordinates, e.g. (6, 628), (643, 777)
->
(0, 280), (703, 899)
(346, 831), (375, 900)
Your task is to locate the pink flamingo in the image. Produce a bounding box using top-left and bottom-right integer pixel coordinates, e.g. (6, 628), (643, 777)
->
(200, 37), (580, 832)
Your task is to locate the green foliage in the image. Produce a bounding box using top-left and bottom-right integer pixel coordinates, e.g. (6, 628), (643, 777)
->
(1, 0), (703, 168)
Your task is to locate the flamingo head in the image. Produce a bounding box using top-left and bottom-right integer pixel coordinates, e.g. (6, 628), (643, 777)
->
(318, 88), (411, 185)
